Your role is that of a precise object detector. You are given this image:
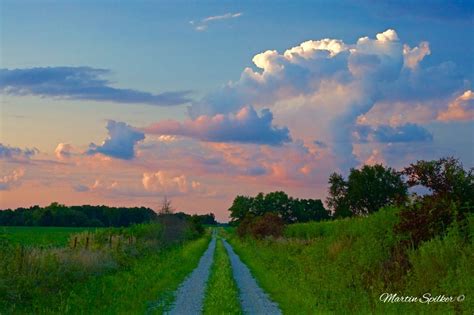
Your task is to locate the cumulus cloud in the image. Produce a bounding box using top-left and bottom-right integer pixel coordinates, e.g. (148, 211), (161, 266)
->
(403, 42), (431, 69)
(145, 106), (291, 145)
(190, 12), (242, 31)
(0, 143), (38, 160)
(73, 179), (119, 193)
(55, 143), (74, 160)
(0, 67), (191, 106)
(142, 170), (207, 195)
(88, 120), (145, 160)
(0, 168), (25, 190)
(183, 28), (468, 168)
(437, 90), (474, 121)
(354, 123), (433, 143)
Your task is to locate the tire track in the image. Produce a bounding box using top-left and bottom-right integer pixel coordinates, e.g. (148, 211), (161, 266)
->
(166, 233), (216, 315)
(222, 239), (282, 315)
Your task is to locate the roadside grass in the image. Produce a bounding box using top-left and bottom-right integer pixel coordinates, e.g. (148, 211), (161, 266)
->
(0, 226), (97, 247)
(10, 232), (212, 314)
(1, 220), (207, 313)
(203, 234), (242, 315)
(228, 207), (473, 314)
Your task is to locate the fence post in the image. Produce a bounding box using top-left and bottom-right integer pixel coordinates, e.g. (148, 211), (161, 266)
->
(109, 235), (113, 248)
(73, 237), (77, 249)
(85, 236), (89, 249)
(18, 245), (24, 272)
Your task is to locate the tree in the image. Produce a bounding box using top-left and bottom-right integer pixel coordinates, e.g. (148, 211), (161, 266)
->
(264, 191), (291, 221)
(326, 172), (351, 218)
(294, 198), (330, 222)
(396, 157), (474, 244)
(229, 195), (254, 223)
(347, 164), (407, 215)
(159, 196), (174, 215)
(327, 165), (407, 217)
(403, 157), (473, 205)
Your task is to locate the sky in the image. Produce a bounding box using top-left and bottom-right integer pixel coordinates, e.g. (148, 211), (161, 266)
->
(1, 0), (473, 221)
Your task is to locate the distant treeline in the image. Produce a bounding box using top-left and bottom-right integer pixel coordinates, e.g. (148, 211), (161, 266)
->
(0, 202), (218, 227)
(229, 191), (329, 224)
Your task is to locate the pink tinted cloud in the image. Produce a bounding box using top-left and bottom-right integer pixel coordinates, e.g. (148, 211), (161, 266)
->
(144, 106), (290, 145)
(437, 90), (474, 122)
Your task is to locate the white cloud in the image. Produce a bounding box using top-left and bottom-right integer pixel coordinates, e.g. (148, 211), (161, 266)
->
(143, 171), (196, 194)
(403, 41), (431, 69)
(0, 168), (25, 190)
(184, 28), (467, 168)
(191, 12), (242, 31)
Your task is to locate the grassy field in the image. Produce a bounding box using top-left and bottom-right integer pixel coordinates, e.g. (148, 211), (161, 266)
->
(1, 220), (207, 314)
(0, 226), (97, 247)
(227, 207), (473, 314)
(38, 233), (211, 314)
(203, 234), (242, 315)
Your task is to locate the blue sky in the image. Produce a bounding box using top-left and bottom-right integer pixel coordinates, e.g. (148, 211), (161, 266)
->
(3, 1), (473, 93)
(1, 1), (473, 220)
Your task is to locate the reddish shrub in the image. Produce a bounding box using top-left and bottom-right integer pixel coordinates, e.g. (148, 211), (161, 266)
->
(250, 213), (285, 239)
(394, 195), (455, 248)
(236, 215), (255, 238)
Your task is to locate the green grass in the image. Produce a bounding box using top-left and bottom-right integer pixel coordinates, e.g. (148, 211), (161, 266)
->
(203, 234), (242, 315)
(228, 207), (473, 314)
(11, 233), (212, 314)
(0, 226), (97, 247)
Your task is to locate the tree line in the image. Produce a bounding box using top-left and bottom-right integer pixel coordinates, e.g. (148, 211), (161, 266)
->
(229, 191), (329, 224)
(229, 157), (473, 235)
(0, 202), (218, 227)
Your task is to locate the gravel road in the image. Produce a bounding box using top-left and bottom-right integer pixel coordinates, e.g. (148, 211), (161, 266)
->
(166, 234), (216, 315)
(223, 239), (282, 315)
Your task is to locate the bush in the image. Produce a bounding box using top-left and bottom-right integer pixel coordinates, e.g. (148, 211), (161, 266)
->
(250, 213), (285, 239)
(395, 196), (456, 248)
(236, 215), (254, 238)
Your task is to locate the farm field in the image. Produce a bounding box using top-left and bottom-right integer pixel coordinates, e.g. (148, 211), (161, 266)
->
(0, 218), (208, 313)
(0, 226), (98, 247)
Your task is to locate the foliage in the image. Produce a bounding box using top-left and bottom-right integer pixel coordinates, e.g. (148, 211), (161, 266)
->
(229, 191), (329, 224)
(327, 164), (407, 216)
(403, 157), (474, 204)
(196, 213), (218, 225)
(250, 213), (285, 239)
(0, 217), (205, 312)
(326, 172), (351, 218)
(203, 237), (242, 315)
(229, 207), (473, 314)
(236, 214), (255, 238)
(395, 157), (474, 247)
(0, 202), (157, 227)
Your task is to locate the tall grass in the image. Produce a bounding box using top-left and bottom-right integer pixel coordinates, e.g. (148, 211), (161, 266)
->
(0, 221), (203, 313)
(228, 207), (473, 314)
(203, 235), (242, 315)
(48, 233), (212, 314)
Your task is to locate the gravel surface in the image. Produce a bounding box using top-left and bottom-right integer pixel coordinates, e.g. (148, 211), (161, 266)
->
(166, 234), (216, 315)
(223, 239), (282, 315)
